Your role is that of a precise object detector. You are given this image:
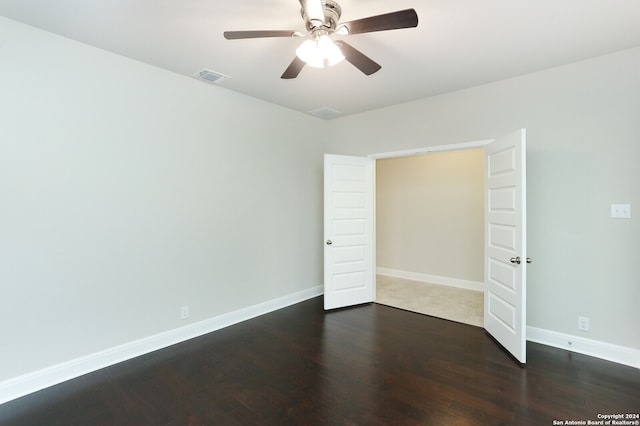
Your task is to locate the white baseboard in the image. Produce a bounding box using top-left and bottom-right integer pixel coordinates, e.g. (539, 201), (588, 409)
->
(377, 268), (639, 369)
(527, 326), (640, 369)
(0, 285), (324, 405)
(4, 286), (636, 406)
(377, 267), (484, 292)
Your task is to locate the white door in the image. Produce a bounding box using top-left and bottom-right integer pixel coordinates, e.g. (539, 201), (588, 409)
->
(484, 129), (527, 363)
(324, 154), (375, 310)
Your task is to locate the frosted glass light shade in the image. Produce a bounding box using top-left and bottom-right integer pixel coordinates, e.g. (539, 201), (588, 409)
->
(296, 39), (324, 68)
(317, 35), (344, 66)
(296, 35), (344, 68)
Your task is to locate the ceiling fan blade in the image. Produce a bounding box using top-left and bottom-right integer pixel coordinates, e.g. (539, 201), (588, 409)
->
(336, 41), (381, 76)
(224, 30), (299, 40)
(281, 57), (306, 79)
(341, 9), (418, 35)
(299, 0), (326, 26)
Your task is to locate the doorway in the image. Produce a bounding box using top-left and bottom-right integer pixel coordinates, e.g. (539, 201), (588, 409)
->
(374, 147), (485, 326)
(324, 129), (528, 362)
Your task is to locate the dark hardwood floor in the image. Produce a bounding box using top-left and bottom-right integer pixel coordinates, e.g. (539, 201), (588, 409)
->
(1, 297), (639, 425)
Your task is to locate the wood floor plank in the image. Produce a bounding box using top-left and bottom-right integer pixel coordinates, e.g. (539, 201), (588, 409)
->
(1, 297), (638, 425)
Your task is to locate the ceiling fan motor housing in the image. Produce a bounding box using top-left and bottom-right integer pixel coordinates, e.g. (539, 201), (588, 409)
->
(302, 0), (342, 32)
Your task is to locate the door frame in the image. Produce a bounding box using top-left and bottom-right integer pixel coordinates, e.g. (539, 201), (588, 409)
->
(368, 139), (494, 160)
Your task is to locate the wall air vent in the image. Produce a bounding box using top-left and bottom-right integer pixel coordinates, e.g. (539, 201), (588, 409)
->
(308, 107), (342, 119)
(194, 69), (230, 84)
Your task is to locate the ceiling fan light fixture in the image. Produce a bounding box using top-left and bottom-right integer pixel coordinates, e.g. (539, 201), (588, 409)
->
(318, 34), (345, 66)
(296, 35), (344, 68)
(335, 25), (349, 36)
(296, 39), (322, 67)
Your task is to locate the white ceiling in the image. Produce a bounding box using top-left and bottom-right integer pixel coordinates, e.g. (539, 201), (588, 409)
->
(2, 0), (640, 118)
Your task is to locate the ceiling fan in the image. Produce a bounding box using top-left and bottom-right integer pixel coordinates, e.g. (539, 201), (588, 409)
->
(223, 0), (418, 79)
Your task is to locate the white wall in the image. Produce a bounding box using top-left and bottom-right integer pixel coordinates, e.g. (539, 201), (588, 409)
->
(0, 17), (326, 382)
(376, 149), (484, 283)
(327, 47), (640, 351)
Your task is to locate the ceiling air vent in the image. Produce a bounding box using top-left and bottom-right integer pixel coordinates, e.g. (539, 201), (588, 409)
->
(194, 69), (230, 84)
(308, 107), (342, 119)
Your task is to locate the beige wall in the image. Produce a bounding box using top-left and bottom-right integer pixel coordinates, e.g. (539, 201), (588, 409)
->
(376, 149), (484, 283)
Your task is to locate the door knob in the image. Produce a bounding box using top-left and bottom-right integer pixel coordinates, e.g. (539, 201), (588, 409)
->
(326, 240), (333, 245)
(526, 257), (532, 263)
(510, 256), (521, 264)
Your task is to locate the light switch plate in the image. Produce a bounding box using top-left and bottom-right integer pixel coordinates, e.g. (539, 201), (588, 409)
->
(610, 204), (632, 219)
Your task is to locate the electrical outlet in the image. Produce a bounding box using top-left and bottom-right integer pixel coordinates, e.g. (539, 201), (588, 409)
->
(578, 316), (590, 332)
(610, 204), (631, 219)
(180, 305), (189, 320)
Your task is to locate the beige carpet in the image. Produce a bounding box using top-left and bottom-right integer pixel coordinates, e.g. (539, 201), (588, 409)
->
(375, 274), (484, 327)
